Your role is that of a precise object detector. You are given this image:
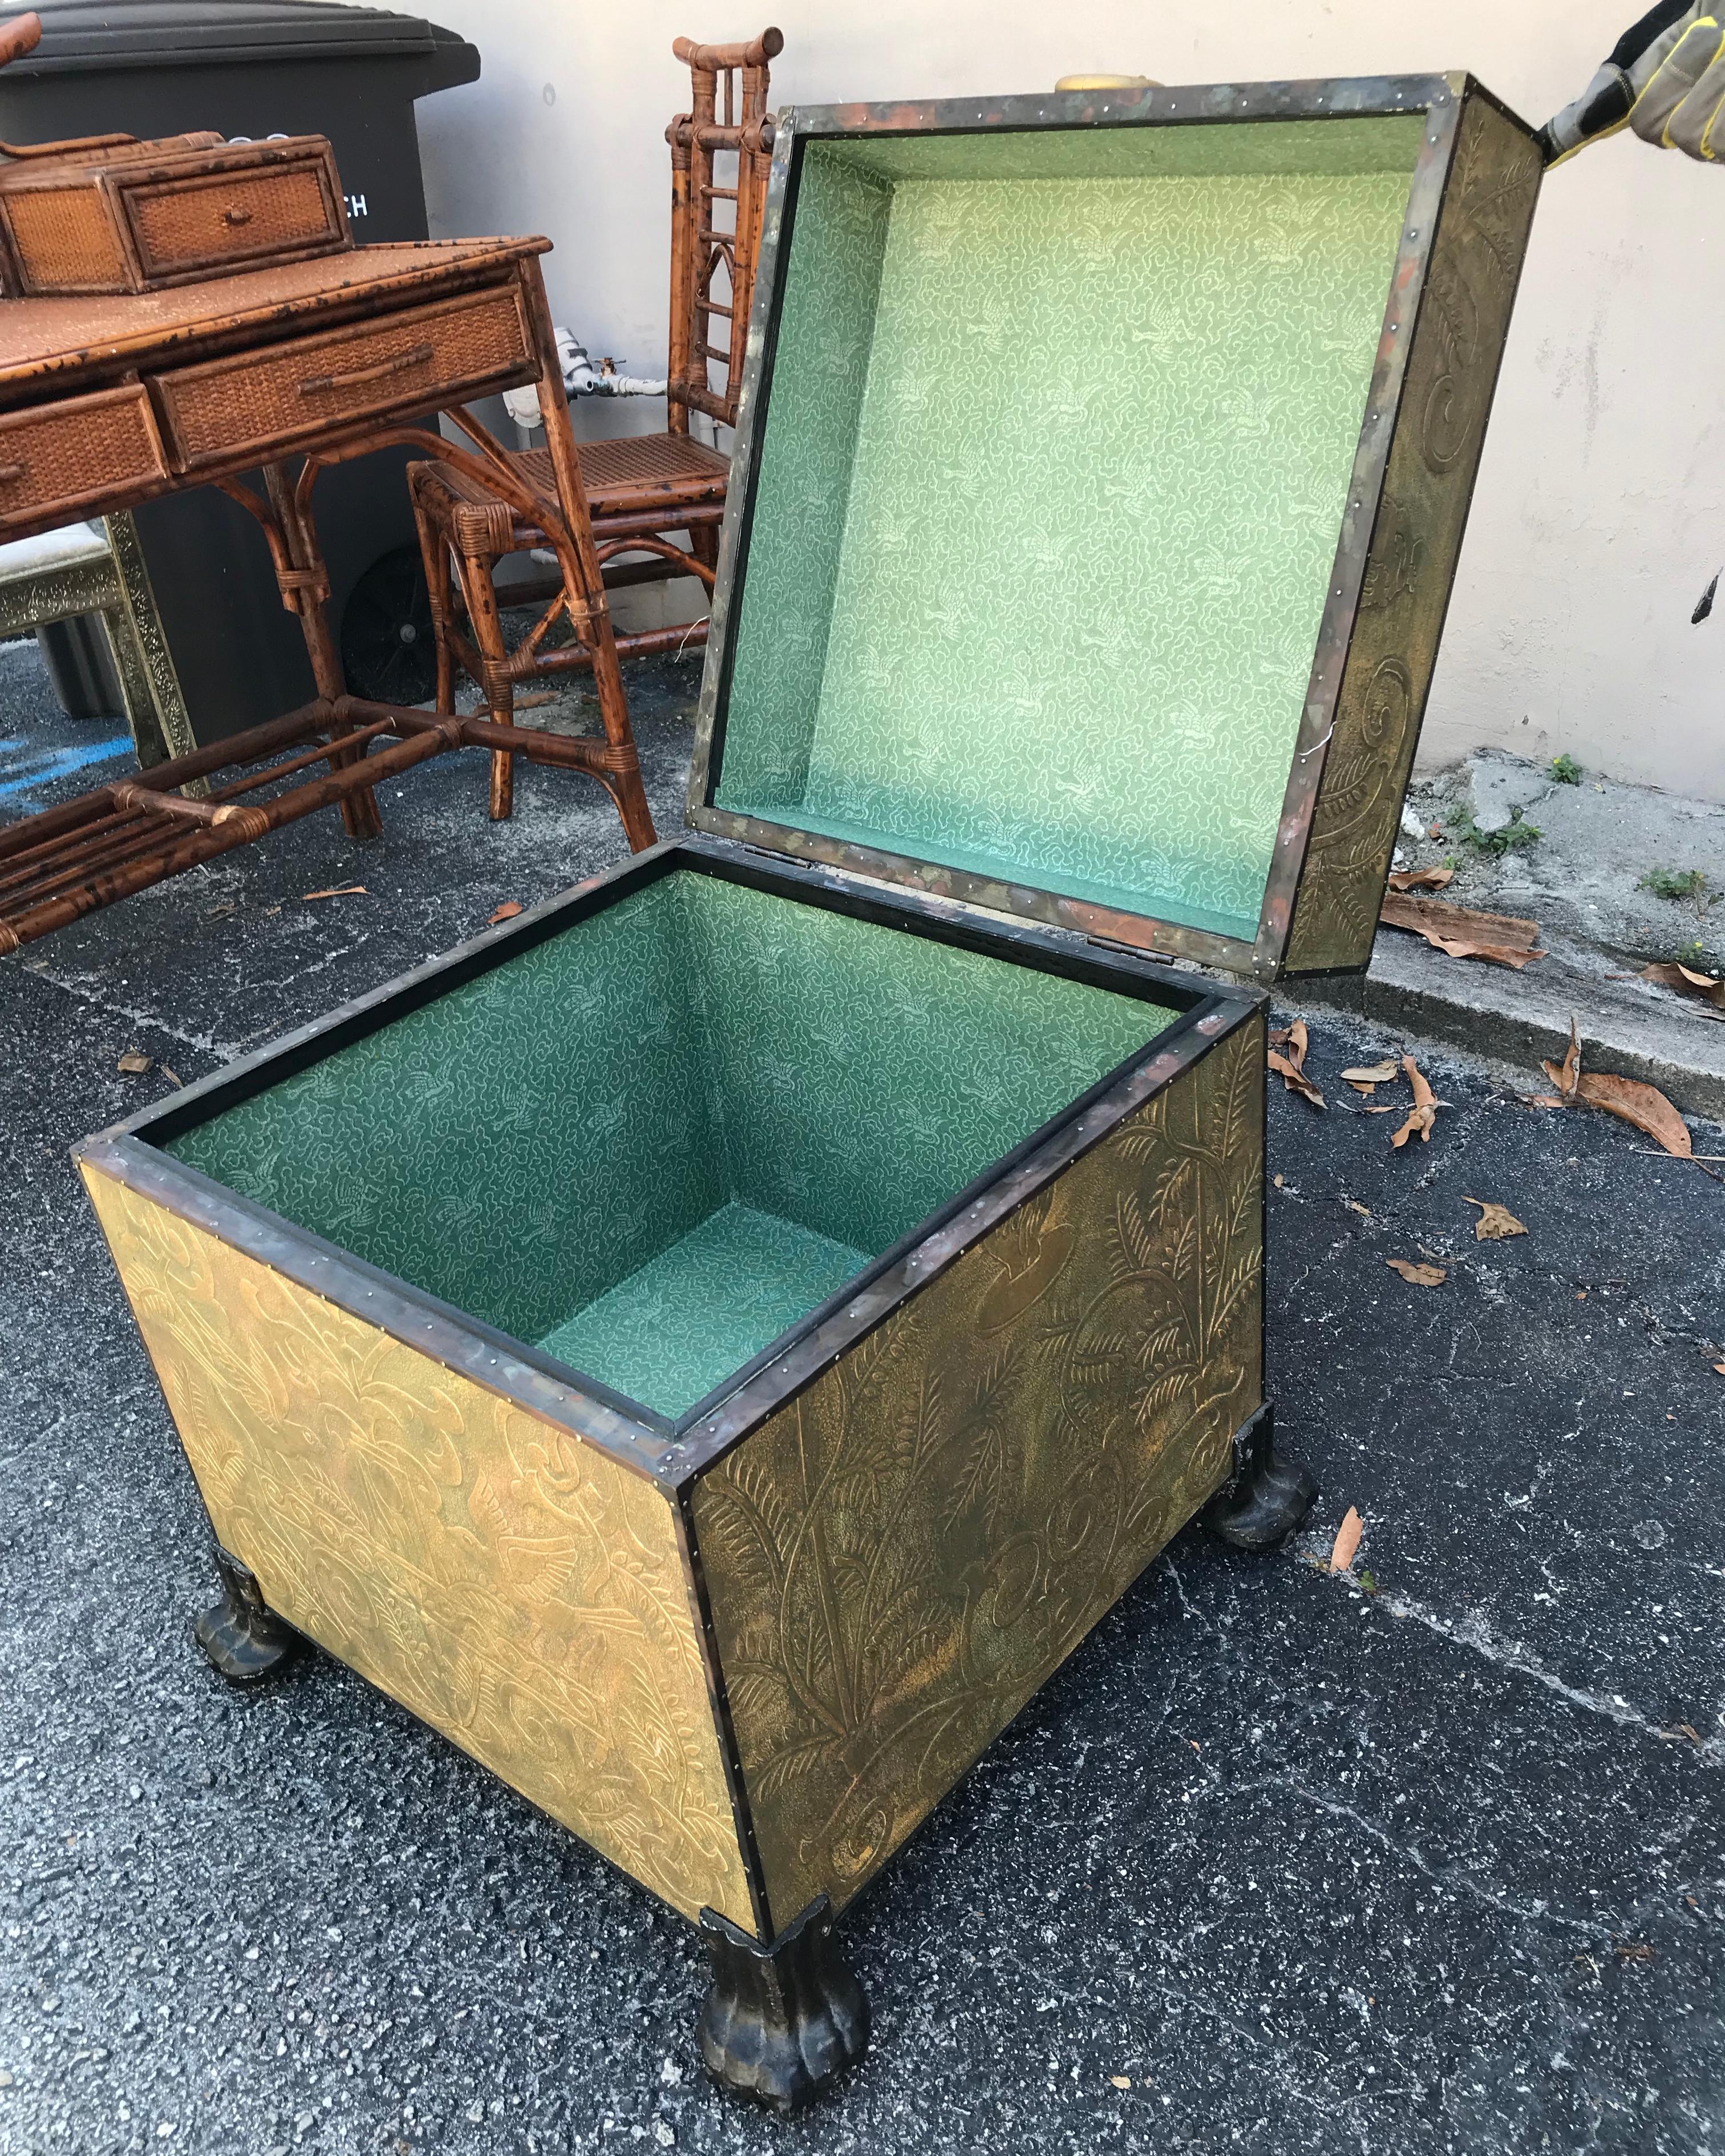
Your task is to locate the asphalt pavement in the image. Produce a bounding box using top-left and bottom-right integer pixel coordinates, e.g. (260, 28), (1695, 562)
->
(3, 639), (1723, 2155)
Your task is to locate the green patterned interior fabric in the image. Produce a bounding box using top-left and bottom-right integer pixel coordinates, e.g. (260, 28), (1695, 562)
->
(537, 1203), (869, 1419)
(717, 117), (1424, 942)
(165, 872), (1175, 1417)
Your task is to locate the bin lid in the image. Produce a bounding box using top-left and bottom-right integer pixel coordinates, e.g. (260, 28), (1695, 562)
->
(687, 78), (1543, 980)
(4, 0), (476, 76)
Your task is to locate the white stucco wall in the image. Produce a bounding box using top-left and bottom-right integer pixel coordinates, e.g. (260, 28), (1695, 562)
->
(411, 1), (1725, 803)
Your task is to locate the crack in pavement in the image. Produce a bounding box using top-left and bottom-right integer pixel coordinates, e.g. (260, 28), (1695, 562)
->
(1240, 1772), (1615, 1936)
(20, 959), (238, 1060)
(1294, 1551), (1725, 1767)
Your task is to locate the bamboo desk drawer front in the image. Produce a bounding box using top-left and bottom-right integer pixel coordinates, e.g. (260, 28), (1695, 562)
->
(0, 241), (550, 537)
(0, 136), (351, 298)
(0, 381), (166, 528)
(80, 75), (1541, 2118)
(154, 285), (533, 469)
(124, 150), (347, 286)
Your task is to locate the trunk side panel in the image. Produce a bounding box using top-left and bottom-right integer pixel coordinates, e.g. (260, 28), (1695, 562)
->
(1283, 94), (1541, 973)
(691, 1014), (1265, 1919)
(81, 1162), (756, 1935)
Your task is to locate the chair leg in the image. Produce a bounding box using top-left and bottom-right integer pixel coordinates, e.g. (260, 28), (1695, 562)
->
(452, 544), (517, 821)
(410, 483), (457, 718)
(548, 534), (656, 850)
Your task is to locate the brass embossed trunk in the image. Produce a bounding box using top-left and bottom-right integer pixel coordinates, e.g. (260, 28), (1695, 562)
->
(79, 73), (1538, 2105)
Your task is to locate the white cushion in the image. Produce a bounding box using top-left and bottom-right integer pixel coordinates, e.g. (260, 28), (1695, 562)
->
(0, 520), (111, 579)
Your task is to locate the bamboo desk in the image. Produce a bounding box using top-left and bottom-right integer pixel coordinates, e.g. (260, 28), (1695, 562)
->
(0, 237), (655, 954)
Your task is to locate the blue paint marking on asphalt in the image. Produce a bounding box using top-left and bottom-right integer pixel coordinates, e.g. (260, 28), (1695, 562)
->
(0, 733), (134, 804)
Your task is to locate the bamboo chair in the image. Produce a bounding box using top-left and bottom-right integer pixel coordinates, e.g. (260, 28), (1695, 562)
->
(408, 27), (780, 820)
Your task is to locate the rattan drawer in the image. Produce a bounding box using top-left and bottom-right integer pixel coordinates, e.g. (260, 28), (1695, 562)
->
(153, 286), (533, 472)
(0, 136), (347, 297)
(123, 155), (347, 285)
(0, 384), (167, 538)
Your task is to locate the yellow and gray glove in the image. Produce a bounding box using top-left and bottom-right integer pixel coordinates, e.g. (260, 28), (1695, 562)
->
(1539, 1), (1725, 162)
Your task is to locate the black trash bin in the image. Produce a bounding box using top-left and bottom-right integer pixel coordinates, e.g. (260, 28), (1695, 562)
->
(0, 0), (480, 735)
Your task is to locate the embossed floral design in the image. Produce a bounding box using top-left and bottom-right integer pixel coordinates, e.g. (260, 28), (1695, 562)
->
(84, 1166), (755, 1932)
(1286, 99), (1542, 972)
(693, 1020), (1263, 1922)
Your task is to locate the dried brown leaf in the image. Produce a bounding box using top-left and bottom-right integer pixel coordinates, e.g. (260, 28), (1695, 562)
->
(1330, 1507), (1364, 1572)
(159, 1065), (183, 1088)
(1342, 1061), (1399, 1084)
(1387, 1257), (1447, 1285)
(1714, 1363), (1725, 1377)
(1534, 1019), (1690, 1154)
(488, 901), (525, 926)
(1268, 1049), (1325, 1111)
(1542, 1017), (1582, 1100)
(1639, 962), (1725, 1009)
(1381, 892), (1545, 968)
(302, 883), (368, 901)
(1347, 1080), (1377, 1096)
(1387, 866), (1456, 892)
(1390, 1055), (1439, 1148)
(1573, 1072), (1692, 1158)
(115, 1050), (151, 1075)
(514, 691), (557, 710)
(1382, 893), (1541, 946)
(1464, 1197), (1528, 1242)
(1344, 1199), (1371, 1218)
(1428, 936), (1547, 970)
(1109, 2076), (1132, 2091)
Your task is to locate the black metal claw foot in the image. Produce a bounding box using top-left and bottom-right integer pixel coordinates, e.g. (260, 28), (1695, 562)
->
(698, 1894), (869, 2112)
(193, 1546), (301, 1683)
(1202, 1402), (1317, 1551)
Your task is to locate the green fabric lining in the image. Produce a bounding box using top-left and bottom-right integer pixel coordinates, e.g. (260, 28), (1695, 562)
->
(167, 871), (1175, 1417)
(725, 805), (1261, 945)
(718, 120), (1422, 936)
(818, 115), (1428, 185)
(536, 1202), (869, 1417)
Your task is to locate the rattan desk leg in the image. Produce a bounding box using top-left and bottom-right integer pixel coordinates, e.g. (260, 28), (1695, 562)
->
(262, 463), (382, 844)
(448, 535), (517, 821)
(410, 469), (457, 722)
(524, 261), (657, 851)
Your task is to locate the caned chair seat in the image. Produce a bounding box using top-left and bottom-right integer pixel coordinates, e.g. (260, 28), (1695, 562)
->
(412, 432), (732, 539)
(408, 27), (778, 822)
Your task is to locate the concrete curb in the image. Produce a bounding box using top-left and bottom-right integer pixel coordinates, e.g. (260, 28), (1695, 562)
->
(1281, 928), (1725, 1127)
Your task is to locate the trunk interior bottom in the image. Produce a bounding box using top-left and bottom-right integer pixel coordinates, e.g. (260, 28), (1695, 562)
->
(535, 1199), (868, 1418)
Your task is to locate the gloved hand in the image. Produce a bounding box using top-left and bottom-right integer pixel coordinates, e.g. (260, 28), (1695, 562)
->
(1539, 2), (1725, 163)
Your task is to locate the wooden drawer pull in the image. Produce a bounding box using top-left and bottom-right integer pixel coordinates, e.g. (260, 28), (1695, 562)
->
(222, 205), (253, 227)
(299, 343), (435, 398)
(0, 463), (23, 484)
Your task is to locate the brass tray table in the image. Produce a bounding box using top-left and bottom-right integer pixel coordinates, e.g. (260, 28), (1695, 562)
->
(78, 72), (1541, 2112)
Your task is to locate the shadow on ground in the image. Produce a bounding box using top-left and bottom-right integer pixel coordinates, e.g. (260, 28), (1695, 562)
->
(2, 639), (1723, 2155)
